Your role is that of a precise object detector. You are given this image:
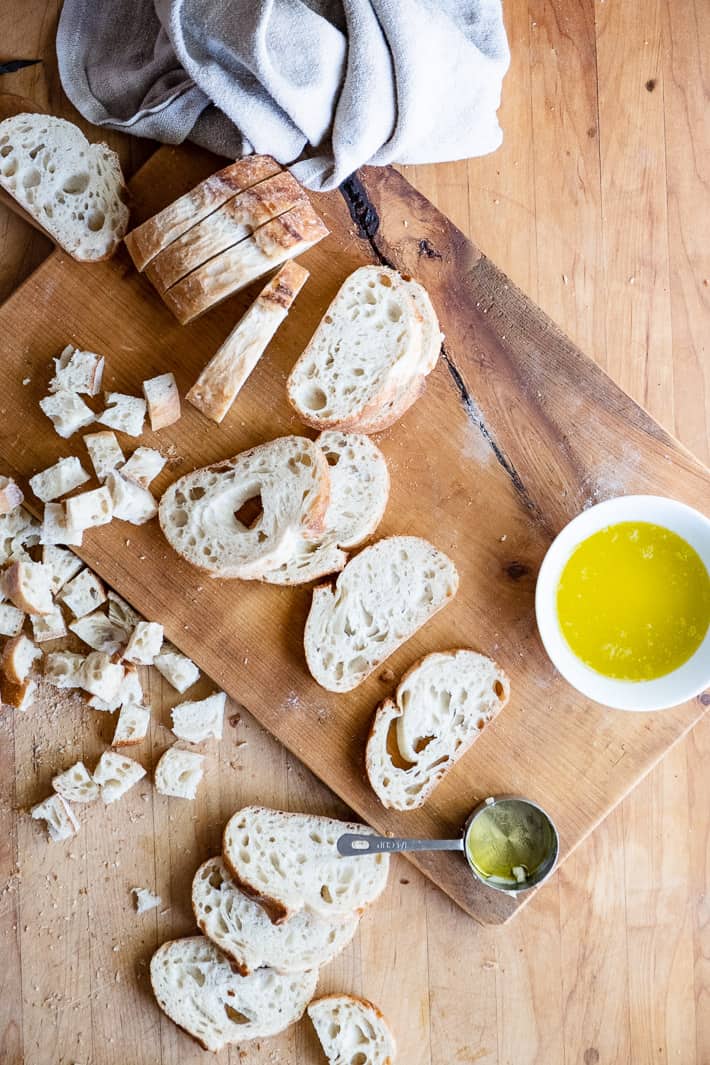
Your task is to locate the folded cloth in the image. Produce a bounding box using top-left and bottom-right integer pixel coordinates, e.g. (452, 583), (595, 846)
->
(57, 0), (510, 192)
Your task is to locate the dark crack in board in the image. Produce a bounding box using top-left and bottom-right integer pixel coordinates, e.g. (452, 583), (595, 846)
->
(0, 144), (708, 923)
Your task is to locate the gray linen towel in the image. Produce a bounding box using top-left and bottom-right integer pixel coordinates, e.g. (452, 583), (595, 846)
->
(56, 0), (510, 191)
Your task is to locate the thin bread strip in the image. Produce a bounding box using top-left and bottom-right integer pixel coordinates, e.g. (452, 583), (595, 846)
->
(123, 155), (282, 271)
(162, 202), (328, 324)
(146, 171), (307, 293)
(187, 262), (309, 423)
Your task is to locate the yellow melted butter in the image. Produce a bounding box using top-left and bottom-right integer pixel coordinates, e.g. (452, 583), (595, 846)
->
(556, 521), (710, 681)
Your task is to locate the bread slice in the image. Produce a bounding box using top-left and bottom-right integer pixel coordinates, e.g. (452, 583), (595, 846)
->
(222, 806), (389, 924)
(162, 202), (329, 324)
(264, 430), (389, 585)
(146, 170), (308, 293)
(39, 389), (94, 438)
(186, 261), (309, 423)
(0, 114), (129, 261)
(31, 793), (79, 842)
(0, 476), (23, 514)
(154, 747), (204, 799)
(308, 994), (396, 1065)
(83, 430), (125, 482)
(3, 560), (54, 615)
(193, 857), (359, 976)
(154, 646), (200, 693)
(286, 266), (428, 432)
(97, 392), (146, 437)
(49, 345), (104, 396)
(304, 537), (459, 692)
(120, 447), (166, 489)
(150, 936), (317, 1052)
(1, 634), (42, 684)
(112, 702), (150, 747)
(366, 650), (510, 811)
(170, 691), (225, 742)
(52, 760), (100, 803)
(124, 155), (282, 272)
(29, 456), (90, 502)
(159, 435), (330, 580)
(59, 568), (106, 618)
(92, 751), (146, 804)
(142, 373), (180, 431)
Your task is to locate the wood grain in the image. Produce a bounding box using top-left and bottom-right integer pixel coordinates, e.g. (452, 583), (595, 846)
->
(0, 0), (708, 1061)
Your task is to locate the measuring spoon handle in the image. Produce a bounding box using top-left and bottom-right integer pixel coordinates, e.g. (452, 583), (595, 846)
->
(337, 833), (463, 857)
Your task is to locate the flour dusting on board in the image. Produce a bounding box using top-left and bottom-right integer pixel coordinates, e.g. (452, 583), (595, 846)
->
(580, 448), (641, 509)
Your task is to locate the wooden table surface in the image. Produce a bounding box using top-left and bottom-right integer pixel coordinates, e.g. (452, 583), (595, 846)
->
(1, 2), (708, 1064)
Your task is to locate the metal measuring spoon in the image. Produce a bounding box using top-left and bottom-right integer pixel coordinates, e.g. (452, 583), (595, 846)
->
(338, 796), (559, 895)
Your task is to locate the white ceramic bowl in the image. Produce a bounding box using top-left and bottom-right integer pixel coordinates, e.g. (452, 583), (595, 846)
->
(535, 495), (710, 711)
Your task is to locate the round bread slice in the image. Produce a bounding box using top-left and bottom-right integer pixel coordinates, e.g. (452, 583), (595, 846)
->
(286, 266), (425, 431)
(193, 857), (359, 975)
(158, 435), (330, 579)
(0, 114), (129, 261)
(150, 936), (317, 1052)
(366, 650), (510, 811)
(304, 536), (459, 693)
(263, 431), (389, 585)
(222, 806), (389, 924)
(308, 994), (396, 1065)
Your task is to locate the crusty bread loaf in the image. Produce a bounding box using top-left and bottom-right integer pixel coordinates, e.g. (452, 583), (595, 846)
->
(304, 537), (459, 692)
(146, 170), (307, 292)
(159, 436), (330, 580)
(287, 266), (433, 433)
(186, 261), (309, 423)
(193, 857), (358, 976)
(162, 201), (328, 324)
(124, 155), (282, 272)
(0, 114), (128, 261)
(308, 994), (396, 1065)
(222, 806), (389, 924)
(366, 650), (509, 811)
(264, 431), (389, 585)
(150, 936), (318, 1052)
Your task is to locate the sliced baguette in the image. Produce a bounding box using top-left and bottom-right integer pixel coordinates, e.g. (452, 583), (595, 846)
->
(308, 994), (396, 1065)
(158, 435), (330, 580)
(193, 857), (359, 976)
(150, 935), (318, 1053)
(304, 536), (459, 692)
(264, 430), (389, 585)
(142, 373), (180, 431)
(146, 170), (307, 292)
(124, 155), (282, 272)
(366, 650), (510, 811)
(186, 261), (309, 423)
(162, 201), (329, 324)
(222, 806), (389, 924)
(0, 114), (128, 261)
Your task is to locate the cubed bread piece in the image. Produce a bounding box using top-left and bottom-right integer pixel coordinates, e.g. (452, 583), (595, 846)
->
(1, 675), (36, 711)
(3, 561), (54, 615)
(79, 651), (124, 701)
(59, 568), (106, 618)
(40, 390), (95, 438)
(112, 702), (150, 746)
(154, 748), (204, 799)
(64, 486), (113, 531)
(124, 621), (163, 665)
(29, 456), (90, 503)
(106, 471), (157, 524)
(107, 590), (142, 634)
(132, 886), (161, 913)
(154, 646), (200, 693)
(0, 476), (23, 514)
(41, 545), (83, 593)
(49, 345), (104, 396)
(40, 502), (83, 547)
(0, 603), (24, 636)
(31, 605), (68, 643)
(1, 634), (42, 684)
(31, 793), (79, 841)
(69, 610), (125, 653)
(89, 666), (143, 711)
(0, 508), (41, 565)
(44, 651), (86, 688)
(121, 447), (166, 489)
(93, 751), (146, 804)
(171, 691), (226, 743)
(142, 373), (181, 431)
(97, 392), (146, 437)
(52, 761), (100, 803)
(84, 430), (125, 481)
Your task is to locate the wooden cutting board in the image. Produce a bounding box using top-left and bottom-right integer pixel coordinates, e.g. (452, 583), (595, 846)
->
(0, 141), (707, 925)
